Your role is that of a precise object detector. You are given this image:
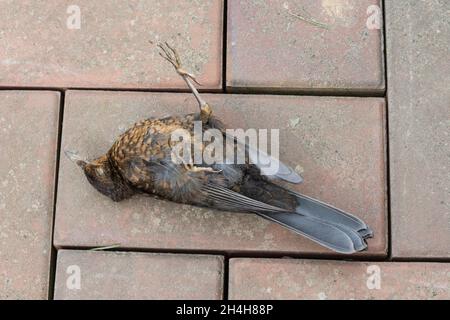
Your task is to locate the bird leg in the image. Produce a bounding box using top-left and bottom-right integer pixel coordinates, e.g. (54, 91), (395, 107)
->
(185, 163), (222, 174)
(157, 42), (212, 123)
(171, 147), (221, 173)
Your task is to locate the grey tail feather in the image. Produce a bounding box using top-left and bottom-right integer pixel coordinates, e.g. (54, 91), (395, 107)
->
(202, 183), (370, 254)
(258, 212), (366, 254)
(283, 189), (374, 239)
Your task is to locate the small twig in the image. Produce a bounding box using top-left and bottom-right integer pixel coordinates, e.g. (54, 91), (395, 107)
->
(286, 10), (329, 30)
(90, 243), (121, 251)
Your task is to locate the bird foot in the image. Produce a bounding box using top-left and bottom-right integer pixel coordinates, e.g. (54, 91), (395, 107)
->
(155, 41), (211, 123)
(157, 42), (202, 86)
(184, 163), (222, 174)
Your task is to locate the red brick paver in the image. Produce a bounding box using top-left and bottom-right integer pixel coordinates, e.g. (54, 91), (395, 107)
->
(227, 0), (384, 93)
(54, 249), (223, 299)
(385, 0), (450, 258)
(0, 91), (59, 299)
(229, 258), (450, 299)
(54, 91), (386, 256)
(0, 0), (223, 89)
(1, 0), (449, 302)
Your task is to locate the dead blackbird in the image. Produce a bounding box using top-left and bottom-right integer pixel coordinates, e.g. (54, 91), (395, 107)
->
(66, 43), (373, 254)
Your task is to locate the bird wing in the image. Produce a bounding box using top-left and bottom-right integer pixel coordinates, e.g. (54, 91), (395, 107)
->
(200, 183), (289, 213)
(122, 151), (287, 213)
(208, 116), (303, 184)
(122, 156), (366, 254)
(233, 133), (304, 184)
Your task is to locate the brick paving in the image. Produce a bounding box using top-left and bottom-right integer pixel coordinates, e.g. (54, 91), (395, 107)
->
(55, 91), (386, 256)
(54, 250), (223, 299)
(229, 259), (450, 299)
(0, 91), (60, 299)
(0, 0), (223, 89)
(385, 0), (450, 259)
(227, 0), (384, 93)
(0, 0), (449, 300)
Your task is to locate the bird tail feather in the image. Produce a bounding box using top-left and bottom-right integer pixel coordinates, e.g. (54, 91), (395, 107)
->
(258, 212), (367, 253)
(238, 179), (372, 254)
(202, 180), (372, 254)
(286, 190), (373, 240)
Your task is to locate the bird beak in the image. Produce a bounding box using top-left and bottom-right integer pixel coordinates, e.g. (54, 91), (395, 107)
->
(64, 149), (87, 168)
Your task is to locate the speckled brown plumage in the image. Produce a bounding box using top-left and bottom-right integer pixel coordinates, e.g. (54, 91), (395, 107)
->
(84, 112), (292, 210)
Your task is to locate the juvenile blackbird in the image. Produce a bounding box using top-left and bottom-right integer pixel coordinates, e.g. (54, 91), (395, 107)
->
(66, 43), (373, 254)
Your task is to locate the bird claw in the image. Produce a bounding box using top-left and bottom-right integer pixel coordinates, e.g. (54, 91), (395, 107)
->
(184, 163), (222, 174)
(155, 40), (210, 121)
(157, 42), (203, 86)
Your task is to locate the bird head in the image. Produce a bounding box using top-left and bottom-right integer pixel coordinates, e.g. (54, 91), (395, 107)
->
(64, 150), (131, 201)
